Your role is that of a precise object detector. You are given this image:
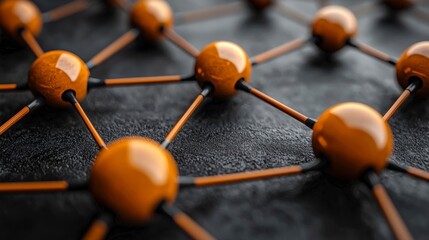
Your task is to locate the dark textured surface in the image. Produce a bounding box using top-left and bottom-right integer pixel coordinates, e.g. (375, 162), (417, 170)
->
(1, 0), (429, 239)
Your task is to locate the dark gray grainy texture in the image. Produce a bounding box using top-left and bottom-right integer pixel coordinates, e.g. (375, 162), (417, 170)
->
(1, 0), (429, 239)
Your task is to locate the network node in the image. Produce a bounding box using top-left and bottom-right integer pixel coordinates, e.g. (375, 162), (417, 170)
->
(246, 0), (274, 10)
(396, 41), (429, 97)
(28, 50), (90, 107)
(195, 41), (252, 98)
(0, 0), (42, 39)
(311, 5), (357, 52)
(90, 137), (179, 223)
(130, 0), (174, 41)
(383, 0), (415, 10)
(312, 103), (393, 181)
(1, 1), (428, 238)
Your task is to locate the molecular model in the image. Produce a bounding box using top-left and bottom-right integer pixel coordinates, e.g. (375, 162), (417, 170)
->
(1, 0), (429, 239)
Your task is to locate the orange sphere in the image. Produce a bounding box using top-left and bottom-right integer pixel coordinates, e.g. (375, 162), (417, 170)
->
(90, 137), (179, 223)
(311, 6), (357, 52)
(312, 103), (393, 181)
(28, 51), (89, 108)
(383, 0), (415, 10)
(396, 41), (429, 97)
(246, 0), (274, 10)
(0, 0), (42, 39)
(130, 0), (174, 41)
(195, 41), (252, 98)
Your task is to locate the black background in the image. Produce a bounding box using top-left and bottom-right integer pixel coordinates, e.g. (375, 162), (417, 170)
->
(1, 0), (429, 239)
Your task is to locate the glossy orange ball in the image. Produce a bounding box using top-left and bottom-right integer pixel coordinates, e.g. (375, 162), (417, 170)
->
(195, 41), (252, 98)
(0, 0), (42, 39)
(311, 6), (357, 52)
(396, 41), (429, 97)
(28, 51), (89, 108)
(246, 0), (274, 10)
(130, 0), (174, 41)
(312, 103), (393, 181)
(383, 0), (415, 10)
(90, 137), (179, 223)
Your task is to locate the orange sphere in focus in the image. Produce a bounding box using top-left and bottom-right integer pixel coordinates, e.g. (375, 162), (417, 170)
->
(90, 137), (179, 223)
(312, 103), (393, 181)
(195, 41), (252, 98)
(396, 41), (429, 97)
(28, 51), (89, 108)
(0, 0), (42, 39)
(311, 6), (357, 52)
(130, 0), (174, 41)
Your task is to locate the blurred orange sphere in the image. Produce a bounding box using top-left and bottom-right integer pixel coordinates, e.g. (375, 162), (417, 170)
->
(312, 6), (357, 52)
(0, 0), (42, 39)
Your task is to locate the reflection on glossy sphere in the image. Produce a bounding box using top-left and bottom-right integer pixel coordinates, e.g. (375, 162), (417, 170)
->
(28, 51), (89, 108)
(0, 0), (42, 38)
(195, 41), (252, 98)
(90, 137), (179, 223)
(312, 103), (393, 181)
(130, 0), (174, 41)
(311, 6), (357, 52)
(396, 41), (429, 97)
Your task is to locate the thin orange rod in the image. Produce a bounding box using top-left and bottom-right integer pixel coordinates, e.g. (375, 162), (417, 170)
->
(365, 171), (413, 240)
(275, 1), (311, 25)
(42, 0), (91, 23)
(0, 98), (43, 136)
(0, 181), (68, 193)
(175, 2), (243, 24)
(236, 80), (314, 128)
(86, 29), (139, 69)
(161, 204), (215, 240)
(104, 75), (183, 86)
(250, 89), (308, 123)
(162, 86), (212, 147)
(21, 30), (44, 57)
(164, 94), (204, 143)
(252, 38), (307, 65)
(82, 219), (110, 240)
(0, 107), (29, 135)
(73, 101), (107, 149)
(407, 167), (429, 182)
(63, 90), (107, 149)
(383, 90), (411, 122)
(174, 212), (215, 240)
(387, 161), (429, 182)
(180, 160), (324, 188)
(194, 166), (303, 187)
(372, 185), (412, 240)
(163, 28), (200, 58)
(383, 80), (421, 121)
(0, 84), (18, 91)
(348, 40), (396, 65)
